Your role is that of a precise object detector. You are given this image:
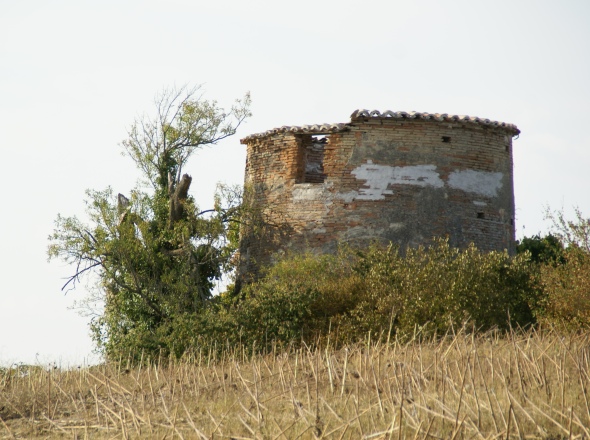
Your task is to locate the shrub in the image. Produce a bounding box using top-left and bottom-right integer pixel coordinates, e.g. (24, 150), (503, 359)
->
(227, 239), (538, 349)
(231, 253), (365, 350)
(347, 239), (537, 337)
(538, 247), (590, 328)
(528, 207), (590, 329)
(87, 238), (546, 360)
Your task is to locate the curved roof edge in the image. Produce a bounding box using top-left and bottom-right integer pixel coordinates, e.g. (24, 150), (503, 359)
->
(351, 109), (520, 135)
(241, 123), (348, 142)
(241, 110), (520, 142)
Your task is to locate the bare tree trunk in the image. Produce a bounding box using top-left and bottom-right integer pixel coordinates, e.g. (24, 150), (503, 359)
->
(169, 173), (192, 227)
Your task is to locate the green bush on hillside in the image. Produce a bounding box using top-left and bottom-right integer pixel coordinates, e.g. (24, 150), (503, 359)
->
(536, 247), (590, 328)
(228, 239), (539, 350)
(516, 209), (590, 329)
(232, 253), (364, 348)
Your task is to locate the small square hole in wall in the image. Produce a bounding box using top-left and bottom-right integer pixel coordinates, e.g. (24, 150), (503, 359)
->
(477, 212), (485, 219)
(442, 136), (451, 143)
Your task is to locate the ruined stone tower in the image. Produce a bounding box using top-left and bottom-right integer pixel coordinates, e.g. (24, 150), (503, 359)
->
(239, 110), (519, 277)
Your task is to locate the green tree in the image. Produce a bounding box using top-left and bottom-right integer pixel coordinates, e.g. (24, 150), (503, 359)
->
(517, 233), (565, 265)
(535, 207), (590, 328)
(48, 85), (251, 360)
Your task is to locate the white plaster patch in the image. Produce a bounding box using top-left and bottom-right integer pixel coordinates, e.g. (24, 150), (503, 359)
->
(292, 184), (326, 201)
(448, 170), (503, 198)
(336, 191), (358, 203)
(473, 201), (487, 207)
(351, 163), (444, 200)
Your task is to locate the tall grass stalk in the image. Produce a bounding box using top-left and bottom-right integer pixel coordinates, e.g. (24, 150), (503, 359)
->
(1, 326), (589, 439)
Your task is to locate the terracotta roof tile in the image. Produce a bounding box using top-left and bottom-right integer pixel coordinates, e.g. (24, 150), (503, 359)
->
(350, 109), (520, 135)
(241, 110), (519, 142)
(241, 123), (347, 142)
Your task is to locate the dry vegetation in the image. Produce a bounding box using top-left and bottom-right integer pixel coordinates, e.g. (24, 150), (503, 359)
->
(2, 327), (589, 439)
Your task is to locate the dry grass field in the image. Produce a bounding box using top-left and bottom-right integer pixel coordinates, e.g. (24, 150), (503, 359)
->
(1, 327), (589, 439)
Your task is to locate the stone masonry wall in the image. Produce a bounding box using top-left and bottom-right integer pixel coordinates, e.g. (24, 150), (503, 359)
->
(239, 111), (519, 277)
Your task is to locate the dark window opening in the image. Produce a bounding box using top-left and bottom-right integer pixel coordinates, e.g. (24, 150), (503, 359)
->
(506, 144), (510, 152)
(297, 135), (328, 183)
(477, 212), (485, 219)
(510, 218), (514, 225)
(442, 136), (451, 143)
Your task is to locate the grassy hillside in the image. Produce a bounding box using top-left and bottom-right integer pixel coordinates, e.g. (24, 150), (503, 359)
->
(2, 327), (589, 439)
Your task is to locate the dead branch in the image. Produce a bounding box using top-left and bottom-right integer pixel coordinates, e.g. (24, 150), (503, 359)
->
(169, 173), (192, 227)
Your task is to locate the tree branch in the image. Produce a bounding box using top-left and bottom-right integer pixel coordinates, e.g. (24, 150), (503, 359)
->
(61, 260), (102, 291)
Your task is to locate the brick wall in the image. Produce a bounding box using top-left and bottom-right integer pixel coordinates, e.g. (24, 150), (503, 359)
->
(239, 112), (518, 278)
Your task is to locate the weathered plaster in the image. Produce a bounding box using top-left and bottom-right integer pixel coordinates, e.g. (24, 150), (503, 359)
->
(448, 170), (503, 198)
(239, 112), (517, 278)
(351, 162), (444, 200)
(350, 162), (503, 201)
(292, 184), (327, 201)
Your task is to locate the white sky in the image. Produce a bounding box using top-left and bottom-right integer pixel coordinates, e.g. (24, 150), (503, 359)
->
(1, 0), (589, 366)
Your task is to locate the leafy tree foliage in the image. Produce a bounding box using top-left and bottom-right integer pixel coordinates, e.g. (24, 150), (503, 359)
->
(48, 86), (251, 360)
(517, 234), (565, 265)
(533, 207), (590, 328)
